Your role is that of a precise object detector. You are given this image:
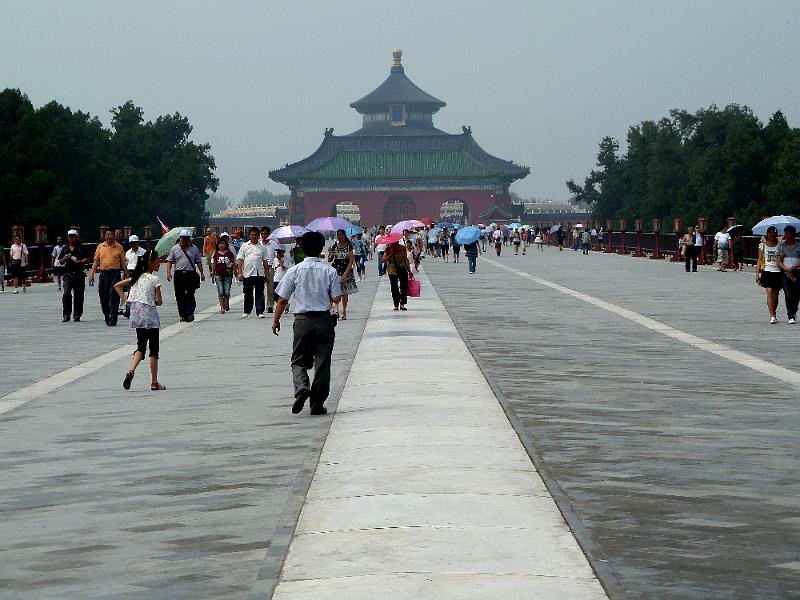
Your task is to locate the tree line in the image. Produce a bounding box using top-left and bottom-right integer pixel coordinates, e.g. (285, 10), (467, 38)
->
(567, 104), (800, 232)
(0, 88), (218, 243)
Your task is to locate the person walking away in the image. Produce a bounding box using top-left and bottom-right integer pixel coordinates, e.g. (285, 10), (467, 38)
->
(493, 228), (503, 256)
(88, 230), (127, 324)
(9, 235), (28, 294)
(426, 227), (438, 256)
(452, 230), (461, 263)
(236, 227), (269, 318)
(0, 242), (6, 292)
(376, 225), (388, 277)
(512, 229), (521, 255)
(165, 230), (205, 322)
(714, 225), (731, 271)
(212, 236), (236, 314)
(682, 227), (697, 272)
(732, 232), (744, 271)
(115, 250), (165, 391)
(272, 231), (342, 416)
(777, 225), (800, 324)
(384, 238), (410, 310)
(203, 228), (217, 273)
(51, 236), (65, 291)
(328, 229), (358, 320)
(272, 246), (294, 312)
(465, 239), (480, 274)
(756, 226), (782, 324)
(260, 226), (277, 313)
(58, 229), (89, 321)
(440, 228), (450, 262)
(581, 229), (591, 255)
(352, 232), (367, 280)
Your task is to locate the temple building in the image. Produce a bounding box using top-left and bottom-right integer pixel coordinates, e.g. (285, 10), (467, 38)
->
(269, 50), (529, 226)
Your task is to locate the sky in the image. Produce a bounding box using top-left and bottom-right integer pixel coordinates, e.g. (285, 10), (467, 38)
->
(1, 0), (798, 203)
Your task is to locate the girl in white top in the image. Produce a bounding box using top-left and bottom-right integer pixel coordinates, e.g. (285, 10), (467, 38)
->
(756, 225), (782, 324)
(114, 250), (166, 390)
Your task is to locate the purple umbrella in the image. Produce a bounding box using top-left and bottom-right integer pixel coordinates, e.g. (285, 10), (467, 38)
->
(269, 225), (308, 244)
(305, 217), (354, 233)
(391, 220), (425, 233)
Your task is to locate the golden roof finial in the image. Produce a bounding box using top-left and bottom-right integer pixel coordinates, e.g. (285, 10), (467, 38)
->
(392, 48), (403, 66)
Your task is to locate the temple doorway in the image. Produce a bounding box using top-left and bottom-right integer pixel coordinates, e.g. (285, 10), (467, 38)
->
(383, 195), (416, 225)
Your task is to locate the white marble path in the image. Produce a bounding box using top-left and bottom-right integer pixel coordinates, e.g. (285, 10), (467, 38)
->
(271, 270), (608, 599)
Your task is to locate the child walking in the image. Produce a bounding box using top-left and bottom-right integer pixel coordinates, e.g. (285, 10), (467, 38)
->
(114, 250), (165, 391)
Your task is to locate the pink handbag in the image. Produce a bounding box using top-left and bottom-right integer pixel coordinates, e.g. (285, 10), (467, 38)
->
(407, 277), (421, 298)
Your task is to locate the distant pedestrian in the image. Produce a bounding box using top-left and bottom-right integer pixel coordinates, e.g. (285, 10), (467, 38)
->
(465, 239), (480, 274)
(384, 238), (410, 310)
(51, 236), (65, 291)
(236, 227), (269, 319)
(756, 226), (782, 324)
(427, 227), (439, 256)
(0, 242), (6, 292)
(260, 226), (277, 313)
(512, 229), (521, 255)
(352, 232), (367, 280)
(116, 250), (165, 391)
(682, 227), (697, 272)
(166, 230), (205, 322)
(328, 229), (357, 320)
(376, 225), (388, 277)
(732, 232), (744, 271)
(452, 231), (461, 263)
(440, 228), (450, 262)
(777, 225), (800, 324)
(272, 246), (294, 312)
(581, 229), (591, 255)
(9, 235), (28, 294)
(58, 229), (89, 322)
(714, 225), (731, 272)
(493, 228), (503, 256)
(480, 227), (487, 252)
(88, 230), (127, 324)
(534, 230), (544, 251)
(203, 228), (217, 272)
(272, 231), (342, 416)
(114, 228), (129, 252)
(212, 237), (236, 314)
(521, 228), (528, 255)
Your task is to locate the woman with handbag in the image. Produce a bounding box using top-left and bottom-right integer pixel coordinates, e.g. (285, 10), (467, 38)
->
(115, 250), (166, 390)
(328, 229), (358, 320)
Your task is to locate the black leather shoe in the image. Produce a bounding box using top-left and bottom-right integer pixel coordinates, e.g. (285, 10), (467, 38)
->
(292, 390), (310, 414)
(310, 407), (328, 416)
(73, 317), (81, 322)
(62, 316), (70, 322)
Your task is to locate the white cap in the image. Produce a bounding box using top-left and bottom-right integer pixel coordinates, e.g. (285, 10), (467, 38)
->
(220, 231), (230, 238)
(179, 229), (191, 237)
(67, 229), (79, 236)
(128, 234), (139, 242)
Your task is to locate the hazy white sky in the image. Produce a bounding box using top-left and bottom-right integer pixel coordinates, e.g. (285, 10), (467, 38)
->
(2, 0), (798, 202)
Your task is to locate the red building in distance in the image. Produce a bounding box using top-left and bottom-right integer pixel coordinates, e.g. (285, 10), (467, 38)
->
(270, 50), (529, 226)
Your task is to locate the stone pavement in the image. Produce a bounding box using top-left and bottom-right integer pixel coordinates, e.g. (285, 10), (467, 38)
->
(424, 248), (800, 600)
(271, 271), (607, 599)
(0, 272), (378, 599)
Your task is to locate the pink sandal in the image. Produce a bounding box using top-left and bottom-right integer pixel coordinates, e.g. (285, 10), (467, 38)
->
(150, 382), (166, 391)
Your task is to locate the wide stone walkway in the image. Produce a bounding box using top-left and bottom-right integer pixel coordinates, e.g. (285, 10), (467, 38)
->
(271, 271), (607, 599)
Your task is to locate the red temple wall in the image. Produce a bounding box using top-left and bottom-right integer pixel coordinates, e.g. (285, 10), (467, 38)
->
(296, 190), (507, 226)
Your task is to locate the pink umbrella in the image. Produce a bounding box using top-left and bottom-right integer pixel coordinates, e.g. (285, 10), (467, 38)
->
(375, 232), (404, 245)
(391, 220), (425, 233)
(305, 217), (354, 232)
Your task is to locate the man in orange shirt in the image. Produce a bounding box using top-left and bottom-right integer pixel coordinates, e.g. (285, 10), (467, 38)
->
(203, 227), (217, 271)
(89, 230), (128, 326)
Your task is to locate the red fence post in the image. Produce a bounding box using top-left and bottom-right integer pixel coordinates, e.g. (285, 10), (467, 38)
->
(650, 218), (664, 259)
(604, 219), (614, 253)
(669, 217), (683, 262)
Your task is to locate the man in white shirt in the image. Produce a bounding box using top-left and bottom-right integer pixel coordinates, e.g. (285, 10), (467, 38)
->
(273, 231), (342, 416)
(237, 227), (269, 318)
(125, 235), (146, 271)
(713, 226), (731, 272)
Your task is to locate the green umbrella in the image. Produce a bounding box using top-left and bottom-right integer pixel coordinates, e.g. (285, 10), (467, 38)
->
(155, 226), (194, 257)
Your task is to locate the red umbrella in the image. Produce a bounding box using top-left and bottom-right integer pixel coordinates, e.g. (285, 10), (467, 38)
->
(420, 217), (434, 226)
(375, 232), (404, 245)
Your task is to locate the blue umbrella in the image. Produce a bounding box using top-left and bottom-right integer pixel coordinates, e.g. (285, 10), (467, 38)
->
(455, 226), (481, 245)
(345, 226), (364, 237)
(752, 215), (800, 236)
(508, 223), (524, 230)
(437, 222), (456, 230)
